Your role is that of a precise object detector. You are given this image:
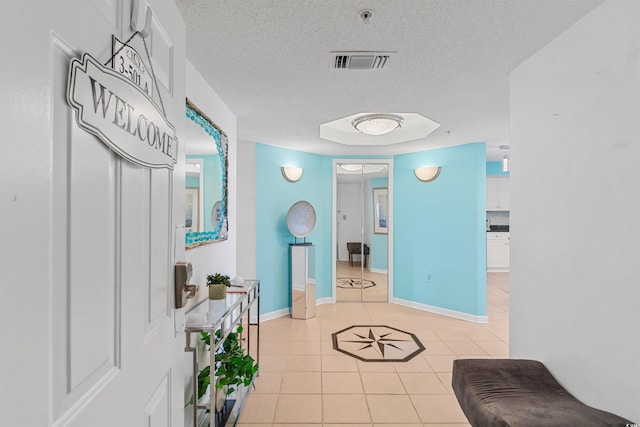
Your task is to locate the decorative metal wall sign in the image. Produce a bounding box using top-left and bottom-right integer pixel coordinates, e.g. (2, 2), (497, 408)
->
(67, 52), (177, 169)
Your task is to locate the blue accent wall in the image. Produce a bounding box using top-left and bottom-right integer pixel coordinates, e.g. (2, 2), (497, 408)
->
(255, 143), (487, 317)
(255, 144), (333, 315)
(186, 175), (200, 188)
(487, 161), (510, 176)
(394, 143), (487, 316)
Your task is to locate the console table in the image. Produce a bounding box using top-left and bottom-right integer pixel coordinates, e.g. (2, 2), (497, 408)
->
(184, 280), (260, 427)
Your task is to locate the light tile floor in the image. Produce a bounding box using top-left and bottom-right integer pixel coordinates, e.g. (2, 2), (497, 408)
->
(336, 261), (389, 302)
(238, 273), (509, 426)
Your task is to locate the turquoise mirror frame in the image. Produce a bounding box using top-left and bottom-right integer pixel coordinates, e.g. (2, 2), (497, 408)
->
(185, 99), (228, 248)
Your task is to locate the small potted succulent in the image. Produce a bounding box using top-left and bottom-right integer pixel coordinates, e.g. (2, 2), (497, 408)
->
(207, 273), (231, 300)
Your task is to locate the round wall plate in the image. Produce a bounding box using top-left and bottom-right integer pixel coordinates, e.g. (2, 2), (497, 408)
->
(287, 200), (316, 238)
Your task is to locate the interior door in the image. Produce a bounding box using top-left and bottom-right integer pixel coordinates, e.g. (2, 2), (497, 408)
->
(335, 162), (389, 302)
(362, 164), (389, 302)
(336, 163), (365, 301)
(0, 1), (186, 426)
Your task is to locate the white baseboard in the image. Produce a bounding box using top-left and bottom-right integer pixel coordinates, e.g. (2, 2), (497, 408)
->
(317, 297), (334, 305)
(369, 268), (387, 274)
(259, 307), (290, 323)
(260, 297), (488, 324)
(258, 297), (338, 323)
(393, 297), (489, 323)
(487, 267), (509, 272)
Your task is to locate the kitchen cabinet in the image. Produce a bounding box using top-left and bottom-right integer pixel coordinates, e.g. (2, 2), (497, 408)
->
(487, 177), (510, 211)
(487, 232), (510, 270)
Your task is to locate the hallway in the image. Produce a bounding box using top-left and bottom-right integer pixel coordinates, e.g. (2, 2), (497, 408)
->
(238, 273), (509, 425)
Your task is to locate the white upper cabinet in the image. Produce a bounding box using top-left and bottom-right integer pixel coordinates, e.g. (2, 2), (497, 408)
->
(487, 177), (510, 210)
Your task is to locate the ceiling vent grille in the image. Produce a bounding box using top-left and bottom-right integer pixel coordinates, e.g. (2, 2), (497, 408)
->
(331, 52), (395, 70)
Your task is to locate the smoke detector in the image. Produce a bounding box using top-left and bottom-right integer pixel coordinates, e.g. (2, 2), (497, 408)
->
(360, 9), (372, 23)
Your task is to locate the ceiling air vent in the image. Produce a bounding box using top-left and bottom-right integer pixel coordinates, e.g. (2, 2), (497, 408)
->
(331, 51), (395, 70)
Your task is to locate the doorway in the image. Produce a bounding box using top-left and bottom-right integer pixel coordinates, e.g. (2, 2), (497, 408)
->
(333, 160), (392, 302)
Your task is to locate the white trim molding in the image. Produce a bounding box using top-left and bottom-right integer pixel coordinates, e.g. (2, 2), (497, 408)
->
(393, 297), (489, 323)
(259, 307), (290, 323)
(259, 298), (335, 323)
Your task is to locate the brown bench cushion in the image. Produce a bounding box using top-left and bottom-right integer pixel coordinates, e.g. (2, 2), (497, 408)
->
(452, 359), (633, 427)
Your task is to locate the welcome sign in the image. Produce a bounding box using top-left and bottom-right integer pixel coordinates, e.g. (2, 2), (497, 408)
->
(67, 53), (177, 169)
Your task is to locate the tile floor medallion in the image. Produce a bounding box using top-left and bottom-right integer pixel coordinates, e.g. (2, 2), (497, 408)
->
(336, 277), (376, 289)
(332, 325), (425, 362)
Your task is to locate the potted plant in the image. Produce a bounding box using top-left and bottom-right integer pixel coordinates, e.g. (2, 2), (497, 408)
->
(211, 326), (258, 409)
(190, 326), (258, 412)
(207, 273), (231, 300)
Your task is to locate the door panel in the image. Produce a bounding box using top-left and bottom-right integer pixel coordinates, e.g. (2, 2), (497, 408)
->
(144, 372), (171, 427)
(335, 162), (390, 302)
(51, 27), (121, 420)
(148, 168), (172, 328)
(149, 17), (174, 91)
(0, 1), (185, 425)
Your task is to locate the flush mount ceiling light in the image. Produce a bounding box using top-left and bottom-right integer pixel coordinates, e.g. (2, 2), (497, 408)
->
(352, 113), (404, 136)
(414, 166), (441, 182)
(321, 112), (439, 146)
(281, 166), (304, 183)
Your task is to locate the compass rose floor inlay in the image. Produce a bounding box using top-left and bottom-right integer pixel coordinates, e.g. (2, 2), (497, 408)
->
(336, 277), (377, 289)
(331, 325), (425, 362)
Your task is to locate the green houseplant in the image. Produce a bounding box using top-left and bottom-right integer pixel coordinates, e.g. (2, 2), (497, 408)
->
(207, 273), (231, 300)
(190, 325), (258, 412)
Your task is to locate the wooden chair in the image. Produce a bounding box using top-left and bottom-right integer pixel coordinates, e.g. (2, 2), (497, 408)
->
(346, 242), (369, 268)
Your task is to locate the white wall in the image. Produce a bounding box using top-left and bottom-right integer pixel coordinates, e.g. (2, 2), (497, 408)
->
(181, 60), (238, 425)
(237, 141), (257, 279)
(509, 0), (640, 421)
(184, 61), (238, 285)
(337, 183), (364, 261)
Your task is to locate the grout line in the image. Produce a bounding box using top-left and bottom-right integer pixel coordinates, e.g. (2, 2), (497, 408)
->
(250, 274), (508, 425)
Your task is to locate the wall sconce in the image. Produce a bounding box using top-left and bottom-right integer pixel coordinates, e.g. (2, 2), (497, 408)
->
(502, 155), (510, 172)
(500, 145), (510, 172)
(281, 166), (304, 183)
(414, 166), (441, 182)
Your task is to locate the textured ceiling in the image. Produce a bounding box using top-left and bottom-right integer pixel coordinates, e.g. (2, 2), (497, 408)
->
(176, 0), (603, 160)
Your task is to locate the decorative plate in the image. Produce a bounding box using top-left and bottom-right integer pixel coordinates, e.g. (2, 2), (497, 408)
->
(286, 200), (316, 238)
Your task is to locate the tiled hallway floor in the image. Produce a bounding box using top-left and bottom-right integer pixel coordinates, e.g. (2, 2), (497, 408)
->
(238, 273), (509, 426)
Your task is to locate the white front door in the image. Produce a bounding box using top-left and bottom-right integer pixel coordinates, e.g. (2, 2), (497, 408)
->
(0, 1), (186, 426)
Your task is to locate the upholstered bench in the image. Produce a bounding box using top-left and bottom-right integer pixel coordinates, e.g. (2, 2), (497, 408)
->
(452, 359), (633, 427)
